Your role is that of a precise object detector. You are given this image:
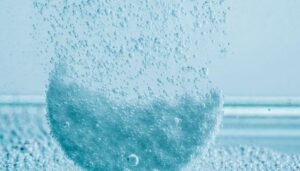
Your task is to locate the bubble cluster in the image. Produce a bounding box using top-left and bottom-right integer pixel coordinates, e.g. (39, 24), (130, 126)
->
(184, 146), (300, 171)
(0, 105), (80, 171)
(46, 79), (223, 170)
(33, 0), (228, 170)
(34, 0), (228, 104)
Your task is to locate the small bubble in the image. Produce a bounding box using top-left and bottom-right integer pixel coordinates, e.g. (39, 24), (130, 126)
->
(127, 154), (139, 166)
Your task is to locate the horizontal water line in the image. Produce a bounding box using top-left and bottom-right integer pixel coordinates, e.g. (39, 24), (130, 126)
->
(1, 96), (300, 117)
(0, 95), (45, 105)
(219, 129), (300, 137)
(1, 95), (300, 104)
(225, 96), (300, 107)
(224, 107), (300, 117)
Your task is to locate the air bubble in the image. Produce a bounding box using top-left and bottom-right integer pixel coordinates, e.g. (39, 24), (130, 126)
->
(127, 154), (139, 166)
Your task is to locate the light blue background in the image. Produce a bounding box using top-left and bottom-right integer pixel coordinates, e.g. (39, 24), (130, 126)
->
(0, 0), (300, 96)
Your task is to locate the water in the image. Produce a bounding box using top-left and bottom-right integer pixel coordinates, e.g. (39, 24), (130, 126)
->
(46, 73), (222, 170)
(0, 97), (300, 170)
(32, 0), (228, 170)
(33, 0), (227, 104)
(29, 0), (300, 170)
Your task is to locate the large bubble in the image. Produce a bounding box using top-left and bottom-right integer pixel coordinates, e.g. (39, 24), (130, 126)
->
(34, 0), (228, 170)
